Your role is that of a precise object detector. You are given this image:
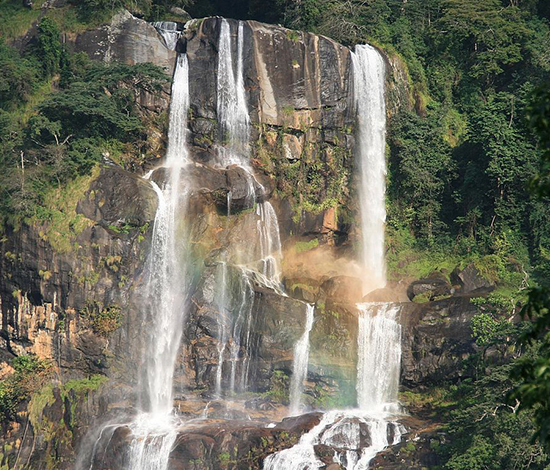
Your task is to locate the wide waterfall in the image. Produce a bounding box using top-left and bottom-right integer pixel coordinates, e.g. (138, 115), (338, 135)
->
(289, 304), (315, 415)
(352, 45), (387, 294)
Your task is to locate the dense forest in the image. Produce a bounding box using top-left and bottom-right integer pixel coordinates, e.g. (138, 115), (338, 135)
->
(1, 0), (550, 468)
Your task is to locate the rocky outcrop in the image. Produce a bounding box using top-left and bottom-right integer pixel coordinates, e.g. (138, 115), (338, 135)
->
(451, 263), (495, 294)
(74, 10), (177, 74)
(400, 296), (478, 387)
(87, 413), (323, 470)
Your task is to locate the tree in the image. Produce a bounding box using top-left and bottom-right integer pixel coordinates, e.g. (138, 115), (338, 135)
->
(510, 84), (550, 451)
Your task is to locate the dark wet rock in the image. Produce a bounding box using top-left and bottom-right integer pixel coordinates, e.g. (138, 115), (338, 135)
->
(364, 280), (409, 302)
(451, 263), (495, 294)
(370, 418), (444, 469)
(406, 277), (453, 302)
(400, 296), (478, 386)
(77, 166), (158, 229)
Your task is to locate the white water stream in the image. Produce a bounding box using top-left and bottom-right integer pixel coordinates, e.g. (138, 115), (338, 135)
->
(289, 304), (315, 415)
(126, 30), (189, 469)
(356, 303), (402, 411)
(154, 21), (181, 51)
(352, 45), (387, 294)
(213, 19), (289, 398)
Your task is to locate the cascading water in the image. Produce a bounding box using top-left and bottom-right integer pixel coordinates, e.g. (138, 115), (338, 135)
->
(216, 19), (250, 166)
(212, 19), (288, 397)
(264, 43), (404, 470)
(352, 44), (387, 295)
(154, 21), (181, 51)
(289, 304), (315, 415)
(126, 48), (190, 469)
(356, 302), (401, 411)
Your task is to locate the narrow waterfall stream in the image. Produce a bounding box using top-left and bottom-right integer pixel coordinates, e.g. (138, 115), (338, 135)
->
(126, 34), (190, 470)
(212, 19), (289, 398)
(154, 21), (181, 51)
(352, 44), (387, 295)
(289, 304), (315, 415)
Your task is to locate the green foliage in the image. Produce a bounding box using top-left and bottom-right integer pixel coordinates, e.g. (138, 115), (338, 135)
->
(389, 107), (454, 239)
(265, 370), (289, 404)
(0, 41), (168, 227)
(0, 354), (51, 423)
(81, 301), (123, 337)
(36, 18), (63, 77)
(0, 40), (39, 111)
(439, 357), (550, 469)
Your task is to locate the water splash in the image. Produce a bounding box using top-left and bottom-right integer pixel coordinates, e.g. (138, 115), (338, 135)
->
(289, 304), (315, 415)
(352, 45), (387, 294)
(263, 410), (405, 470)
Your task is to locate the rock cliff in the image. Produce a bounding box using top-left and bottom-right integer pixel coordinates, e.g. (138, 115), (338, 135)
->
(0, 10), (474, 470)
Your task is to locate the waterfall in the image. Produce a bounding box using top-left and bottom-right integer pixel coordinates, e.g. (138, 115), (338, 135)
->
(154, 21), (181, 51)
(356, 303), (401, 411)
(352, 45), (387, 294)
(216, 19), (250, 166)
(142, 53), (190, 415)
(264, 43), (403, 469)
(289, 304), (315, 415)
(264, 410), (405, 470)
(125, 52), (190, 469)
(212, 19), (286, 396)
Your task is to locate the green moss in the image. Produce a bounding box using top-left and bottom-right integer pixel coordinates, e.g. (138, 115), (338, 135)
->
(81, 301), (123, 337)
(64, 375), (108, 394)
(285, 29), (301, 43)
(294, 238), (319, 253)
(32, 166), (99, 253)
(0, 0), (47, 39)
(413, 293), (430, 304)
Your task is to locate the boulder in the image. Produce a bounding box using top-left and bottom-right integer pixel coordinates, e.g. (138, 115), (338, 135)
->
(364, 280), (409, 302)
(406, 276), (453, 301)
(400, 297), (478, 386)
(170, 7), (192, 21)
(451, 263), (495, 294)
(77, 166), (158, 228)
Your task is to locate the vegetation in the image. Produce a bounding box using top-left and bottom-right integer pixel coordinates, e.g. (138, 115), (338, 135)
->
(0, 354), (51, 423)
(0, 16), (168, 231)
(1, 0), (550, 467)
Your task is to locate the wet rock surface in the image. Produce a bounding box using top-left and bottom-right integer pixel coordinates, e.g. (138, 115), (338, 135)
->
(400, 296), (478, 386)
(90, 412), (323, 470)
(1, 10), (469, 470)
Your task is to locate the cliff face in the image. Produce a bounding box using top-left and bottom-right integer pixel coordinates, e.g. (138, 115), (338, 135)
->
(0, 11), (473, 469)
